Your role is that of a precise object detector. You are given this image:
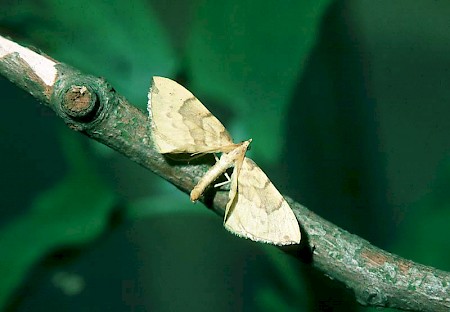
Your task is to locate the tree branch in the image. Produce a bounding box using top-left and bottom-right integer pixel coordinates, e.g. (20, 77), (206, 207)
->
(1, 34), (449, 311)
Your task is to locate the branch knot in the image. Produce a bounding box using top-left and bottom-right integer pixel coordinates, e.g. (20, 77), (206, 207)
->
(50, 65), (115, 131)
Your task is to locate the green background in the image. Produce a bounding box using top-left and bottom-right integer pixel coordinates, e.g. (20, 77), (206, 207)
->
(1, 0), (450, 311)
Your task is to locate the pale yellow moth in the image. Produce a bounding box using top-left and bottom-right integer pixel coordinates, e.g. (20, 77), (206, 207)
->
(148, 76), (301, 245)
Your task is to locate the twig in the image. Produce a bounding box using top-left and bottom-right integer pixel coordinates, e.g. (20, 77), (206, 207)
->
(1, 34), (449, 311)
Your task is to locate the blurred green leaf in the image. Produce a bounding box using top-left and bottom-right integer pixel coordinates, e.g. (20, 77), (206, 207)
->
(0, 129), (116, 308)
(258, 286), (300, 312)
(0, 0), (178, 107)
(126, 191), (207, 220)
(257, 246), (308, 312)
(392, 159), (450, 271)
(186, 0), (332, 163)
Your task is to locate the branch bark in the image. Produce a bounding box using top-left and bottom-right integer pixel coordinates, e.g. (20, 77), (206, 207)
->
(1, 34), (449, 311)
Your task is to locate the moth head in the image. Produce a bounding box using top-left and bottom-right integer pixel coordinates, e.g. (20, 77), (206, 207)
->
(242, 139), (252, 150)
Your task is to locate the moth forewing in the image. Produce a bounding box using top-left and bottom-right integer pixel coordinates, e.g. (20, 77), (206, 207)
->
(224, 158), (301, 245)
(149, 76), (234, 154)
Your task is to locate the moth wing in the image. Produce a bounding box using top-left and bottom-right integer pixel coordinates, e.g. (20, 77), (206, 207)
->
(224, 158), (301, 245)
(148, 76), (234, 153)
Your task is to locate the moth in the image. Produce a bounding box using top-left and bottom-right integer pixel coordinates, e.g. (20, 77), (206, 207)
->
(148, 76), (301, 245)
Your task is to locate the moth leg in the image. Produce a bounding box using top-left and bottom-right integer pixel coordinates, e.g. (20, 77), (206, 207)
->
(214, 179), (231, 188)
(214, 171), (232, 188)
(185, 152), (207, 163)
(214, 166), (232, 188)
(222, 170), (231, 182)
